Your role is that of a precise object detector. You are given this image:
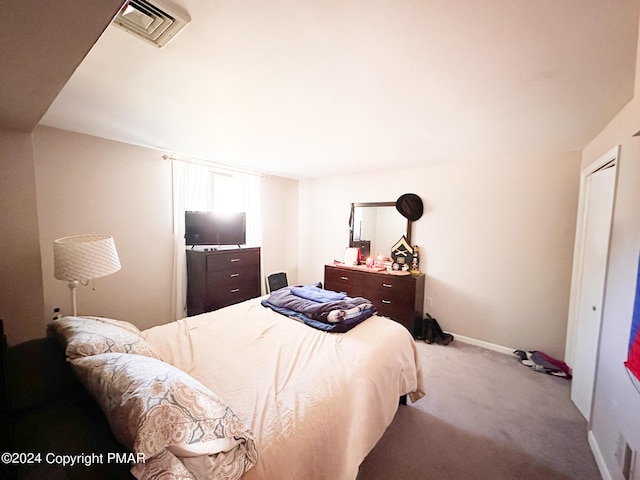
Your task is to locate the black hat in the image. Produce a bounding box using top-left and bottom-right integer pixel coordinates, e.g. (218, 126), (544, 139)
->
(396, 193), (423, 221)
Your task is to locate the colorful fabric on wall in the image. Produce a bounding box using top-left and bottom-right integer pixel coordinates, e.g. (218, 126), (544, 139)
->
(624, 254), (640, 382)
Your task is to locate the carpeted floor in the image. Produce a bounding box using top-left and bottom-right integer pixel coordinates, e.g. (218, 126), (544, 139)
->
(357, 340), (601, 480)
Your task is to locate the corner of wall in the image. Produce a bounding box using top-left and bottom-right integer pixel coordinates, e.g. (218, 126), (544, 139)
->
(0, 127), (45, 345)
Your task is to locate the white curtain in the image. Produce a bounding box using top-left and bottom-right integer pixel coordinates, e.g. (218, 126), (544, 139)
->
(171, 160), (212, 320)
(171, 159), (262, 320)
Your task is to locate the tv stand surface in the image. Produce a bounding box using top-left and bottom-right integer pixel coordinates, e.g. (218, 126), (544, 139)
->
(186, 247), (261, 316)
(189, 244), (249, 252)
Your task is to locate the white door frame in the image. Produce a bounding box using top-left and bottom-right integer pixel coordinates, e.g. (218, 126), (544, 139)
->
(565, 146), (619, 378)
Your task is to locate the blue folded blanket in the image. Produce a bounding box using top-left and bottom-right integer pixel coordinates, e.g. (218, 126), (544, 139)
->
(261, 284), (376, 333)
(290, 285), (346, 303)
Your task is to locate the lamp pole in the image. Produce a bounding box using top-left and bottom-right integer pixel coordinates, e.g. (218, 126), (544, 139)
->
(67, 280), (79, 316)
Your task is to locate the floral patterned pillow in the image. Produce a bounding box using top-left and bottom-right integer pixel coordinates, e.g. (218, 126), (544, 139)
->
(130, 449), (196, 480)
(70, 353), (257, 480)
(47, 316), (161, 360)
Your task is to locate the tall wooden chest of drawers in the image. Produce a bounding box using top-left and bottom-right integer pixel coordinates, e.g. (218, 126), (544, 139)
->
(186, 247), (261, 316)
(324, 264), (425, 336)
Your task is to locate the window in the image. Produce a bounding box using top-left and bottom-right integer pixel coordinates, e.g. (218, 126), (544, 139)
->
(170, 159), (262, 319)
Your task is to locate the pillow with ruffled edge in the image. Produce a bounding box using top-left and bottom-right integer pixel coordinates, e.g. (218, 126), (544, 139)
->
(70, 353), (257, 480)
(131, 449), (196, 480)
(47, 316), (162, 360)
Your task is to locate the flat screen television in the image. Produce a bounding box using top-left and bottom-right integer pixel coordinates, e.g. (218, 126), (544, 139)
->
(185, 211), (246, 246)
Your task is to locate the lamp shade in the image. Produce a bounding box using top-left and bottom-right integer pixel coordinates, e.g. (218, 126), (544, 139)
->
(54, 234), (121, 282)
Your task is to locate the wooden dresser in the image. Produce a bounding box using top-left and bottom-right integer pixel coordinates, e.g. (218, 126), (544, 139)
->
(186, 247), (261, 316)
(324, 264), (425, 336)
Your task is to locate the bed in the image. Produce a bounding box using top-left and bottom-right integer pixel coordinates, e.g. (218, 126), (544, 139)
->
(3, 290), (424, 479)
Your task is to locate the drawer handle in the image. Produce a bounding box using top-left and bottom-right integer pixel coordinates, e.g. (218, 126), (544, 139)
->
(231, 288), (240, 293)
(381, 299), (391, 304)
(230, 258), (240, 262)
(382, 283), (393, 288)
(340, 276), (349, 281)
(230, 273), (240, 278)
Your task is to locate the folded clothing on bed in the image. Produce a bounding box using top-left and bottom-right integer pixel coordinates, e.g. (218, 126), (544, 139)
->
(289, 284), (346, 303)
(261, 284), (376, 332)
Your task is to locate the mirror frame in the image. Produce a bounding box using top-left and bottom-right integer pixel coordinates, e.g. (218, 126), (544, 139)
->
(349, 201), (412, 248)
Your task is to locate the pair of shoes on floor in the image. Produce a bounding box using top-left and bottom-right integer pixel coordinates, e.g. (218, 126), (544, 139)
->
(423, 314), (454, 345)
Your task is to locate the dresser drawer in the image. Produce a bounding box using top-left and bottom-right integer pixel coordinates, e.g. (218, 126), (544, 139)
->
(363, 274), (413, 293)
(207, 268), (260, 288)
(324, 266), (365, 286)
(206, 250), (260, 272)
(324, 264), (425, 336)
(205, 283), (259, 310)
(324, 267), (365, 297)
(325, 281), (364, 298)
(367, 290), (413, 320)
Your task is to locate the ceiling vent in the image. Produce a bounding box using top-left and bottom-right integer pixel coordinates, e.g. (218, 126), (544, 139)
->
(113, 0), (190, 48)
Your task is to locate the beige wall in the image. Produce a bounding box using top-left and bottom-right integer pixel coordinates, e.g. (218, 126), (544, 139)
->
(25, 126), (300, 337)
(33, 126), (175, 331)
(0, 127), (45, 344)
(260, 174), (299, 288)
(299, 152), (581, 359)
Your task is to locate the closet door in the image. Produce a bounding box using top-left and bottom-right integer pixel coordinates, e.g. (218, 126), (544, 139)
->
(569, 152), (617, 421)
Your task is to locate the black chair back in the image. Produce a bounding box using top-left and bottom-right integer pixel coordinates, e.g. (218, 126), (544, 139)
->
(266, 272), (289, 293)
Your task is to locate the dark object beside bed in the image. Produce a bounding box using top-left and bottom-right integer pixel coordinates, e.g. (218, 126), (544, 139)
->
(0, 320), (133, 480)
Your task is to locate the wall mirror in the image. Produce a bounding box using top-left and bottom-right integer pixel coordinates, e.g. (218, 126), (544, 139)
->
(349, 202), (412, 261)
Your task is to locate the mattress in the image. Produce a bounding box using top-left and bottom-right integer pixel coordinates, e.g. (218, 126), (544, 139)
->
(143, 296), (424, 479)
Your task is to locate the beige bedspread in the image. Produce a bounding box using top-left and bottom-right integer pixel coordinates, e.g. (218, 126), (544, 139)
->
(143, 296), (424, 479)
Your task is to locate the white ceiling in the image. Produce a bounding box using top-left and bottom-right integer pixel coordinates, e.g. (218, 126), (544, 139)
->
(39, 0), (639, 179)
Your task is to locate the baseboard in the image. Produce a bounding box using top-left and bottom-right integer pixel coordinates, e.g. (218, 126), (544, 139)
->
(588, 429), (613, 480)
(450, 333), (515, 356)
